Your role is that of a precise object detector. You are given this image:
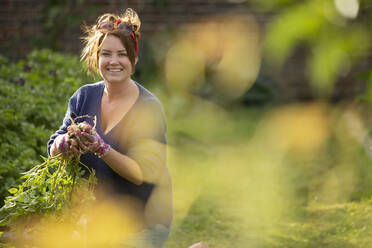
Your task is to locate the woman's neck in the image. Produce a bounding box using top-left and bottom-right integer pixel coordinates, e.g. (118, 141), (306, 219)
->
(103, 79), (135, 102)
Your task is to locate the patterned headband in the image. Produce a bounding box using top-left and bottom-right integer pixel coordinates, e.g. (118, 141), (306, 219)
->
(98, 19), (138, 54)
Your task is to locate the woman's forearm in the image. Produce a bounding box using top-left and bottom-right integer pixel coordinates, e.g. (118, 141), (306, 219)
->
(101, 148), (143, 185)
(50, 132), (143, 184)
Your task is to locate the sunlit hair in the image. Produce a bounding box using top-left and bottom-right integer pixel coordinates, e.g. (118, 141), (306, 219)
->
(81, 8), (141, 75)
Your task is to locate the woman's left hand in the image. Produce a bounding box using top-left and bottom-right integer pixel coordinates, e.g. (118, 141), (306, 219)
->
(73, 122), (111, 158)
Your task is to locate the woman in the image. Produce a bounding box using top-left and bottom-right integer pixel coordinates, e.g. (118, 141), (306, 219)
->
(47, 8), (172, 248)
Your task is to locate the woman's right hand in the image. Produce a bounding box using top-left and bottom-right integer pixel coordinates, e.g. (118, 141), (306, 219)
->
(52, 133), (80, 156)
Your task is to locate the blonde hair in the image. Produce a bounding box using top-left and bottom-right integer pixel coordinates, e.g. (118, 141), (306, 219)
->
(81, 8), (141, 75)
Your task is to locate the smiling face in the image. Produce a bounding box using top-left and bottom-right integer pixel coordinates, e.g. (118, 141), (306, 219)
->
(98, 35), (135, 85)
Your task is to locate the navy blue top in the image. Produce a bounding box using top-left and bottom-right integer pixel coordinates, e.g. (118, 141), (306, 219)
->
(47, 81), (172, 227)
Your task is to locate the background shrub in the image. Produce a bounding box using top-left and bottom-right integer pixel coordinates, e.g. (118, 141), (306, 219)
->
(0, 49), (93, 206)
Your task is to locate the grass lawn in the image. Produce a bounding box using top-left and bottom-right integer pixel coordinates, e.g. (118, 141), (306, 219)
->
(163, 99), (372, 248)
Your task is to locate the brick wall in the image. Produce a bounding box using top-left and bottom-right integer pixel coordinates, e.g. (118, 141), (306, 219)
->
(1, 0), (371, 101)
(0, 0), (261, 57)
(0, 0), (44, 56)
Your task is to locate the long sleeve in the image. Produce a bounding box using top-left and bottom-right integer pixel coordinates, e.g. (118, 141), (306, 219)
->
(125, 100), (172, 228)
(125, 100), (167, 184)
(47, 91), (80, 156)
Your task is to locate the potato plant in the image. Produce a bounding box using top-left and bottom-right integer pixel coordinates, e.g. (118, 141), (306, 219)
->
(0, 117), (98, 246)
(0, 49), (94, 206)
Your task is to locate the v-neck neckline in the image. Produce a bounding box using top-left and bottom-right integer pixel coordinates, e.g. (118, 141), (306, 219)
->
(96, 81), (141, 137)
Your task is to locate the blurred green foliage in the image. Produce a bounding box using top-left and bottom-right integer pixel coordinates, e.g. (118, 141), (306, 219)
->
(260, 0), (371, 96)
(357, 70), (372, 110)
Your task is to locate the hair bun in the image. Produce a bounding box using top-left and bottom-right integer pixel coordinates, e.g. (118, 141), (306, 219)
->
(121, 8), (141, 32)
